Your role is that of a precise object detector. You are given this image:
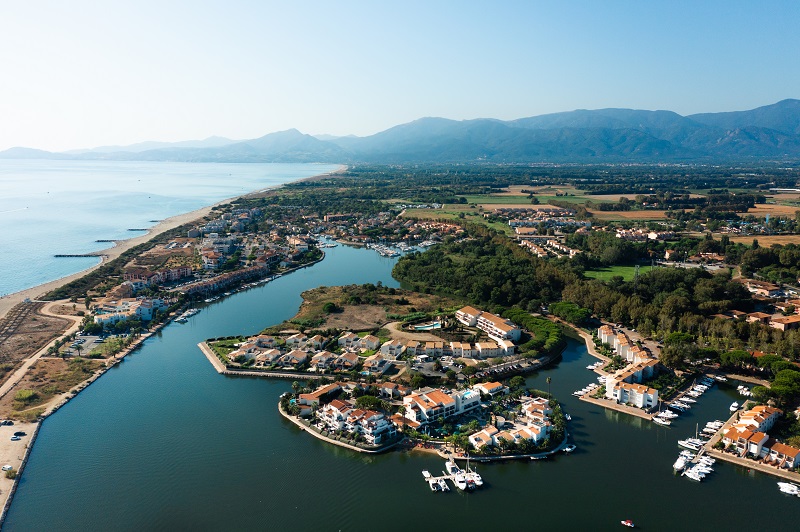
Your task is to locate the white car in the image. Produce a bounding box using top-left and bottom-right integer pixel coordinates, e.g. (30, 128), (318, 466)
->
(2, 465), (12, 471)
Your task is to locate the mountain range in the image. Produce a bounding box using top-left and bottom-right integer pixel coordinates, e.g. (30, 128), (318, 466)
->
(3, 99), (800, 163)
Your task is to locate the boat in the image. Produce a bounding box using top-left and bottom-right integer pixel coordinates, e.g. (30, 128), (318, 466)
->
(653, 417), (672, 426)
(659, 410), (678, 419)
(730, 402), (740, 412)
(714, 375), (728, 382)
(565, 414), (572, 421)
(445, 458), (462, 476)
(678, 439), (702, 451)
(464, 455), (483, 487)
(563, 444), (577, 453)
(673, 456), (687, 471)
(621, 519), (635, 528)
(429, 479), (439, 491)
(684, 468), (704, 482)
(778, 482), (800, 495)
(422, 470), (432, 479)
(680, 397), (697, 404)
(437, 478), (449, 491)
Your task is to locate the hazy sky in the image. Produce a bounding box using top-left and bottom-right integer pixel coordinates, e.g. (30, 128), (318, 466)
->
(1, 1), (798, 151)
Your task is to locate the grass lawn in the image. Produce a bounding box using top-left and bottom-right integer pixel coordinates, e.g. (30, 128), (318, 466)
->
(584, 265), (653, 281)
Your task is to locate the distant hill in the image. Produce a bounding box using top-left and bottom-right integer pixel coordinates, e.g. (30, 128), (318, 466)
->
(3, 99), (799, 163)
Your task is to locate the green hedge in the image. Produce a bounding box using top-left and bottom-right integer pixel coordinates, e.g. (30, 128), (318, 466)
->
(503, 309), (565, 355)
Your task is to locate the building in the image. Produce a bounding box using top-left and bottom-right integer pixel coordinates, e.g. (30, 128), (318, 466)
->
(402, 387), (480, 426)
(455, 306), (521, 342)
(472, 381), (508, 398)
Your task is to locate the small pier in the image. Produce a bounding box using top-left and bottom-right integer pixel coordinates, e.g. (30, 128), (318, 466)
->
(127, 228), (148, 232)
(53, 253), (102, 258)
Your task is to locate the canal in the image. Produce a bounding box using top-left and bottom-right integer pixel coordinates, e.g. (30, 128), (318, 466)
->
(5, 245), (800, 530)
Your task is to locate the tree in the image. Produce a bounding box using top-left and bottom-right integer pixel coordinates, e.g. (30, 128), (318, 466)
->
(546, 376), (552, 399)
(291, 381), (300, 396)
(509, 375), (525, 390)
(355, 395), (383, 410)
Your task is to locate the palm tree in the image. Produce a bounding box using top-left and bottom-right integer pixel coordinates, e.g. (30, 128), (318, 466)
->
(546, 376), (552, 400)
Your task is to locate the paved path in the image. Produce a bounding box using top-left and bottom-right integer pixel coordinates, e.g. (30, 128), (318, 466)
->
(0, 302), (83, 401)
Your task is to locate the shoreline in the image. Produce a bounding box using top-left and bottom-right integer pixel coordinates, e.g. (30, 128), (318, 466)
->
(0, 164), (347, 322)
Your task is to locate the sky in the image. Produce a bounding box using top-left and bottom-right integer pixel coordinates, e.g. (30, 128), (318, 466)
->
(1, 1), (799, 152)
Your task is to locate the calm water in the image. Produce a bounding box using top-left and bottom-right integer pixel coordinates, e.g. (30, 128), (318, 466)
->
(0, 160), (340, 295)
(6, 245), (800, 530)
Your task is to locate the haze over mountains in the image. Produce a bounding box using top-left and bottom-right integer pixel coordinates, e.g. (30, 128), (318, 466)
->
(4, 99), (800, 164)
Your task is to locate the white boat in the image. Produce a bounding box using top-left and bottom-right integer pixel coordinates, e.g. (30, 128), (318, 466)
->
(730, 402), (740, 412)
(621, 519), (635, 528)
(445, 458), (462, 476)
(422, 470), (432, 479)
(673, 456), (687, 471)
(464, 455), (483, 487)
(684, 468), (704, 482)
(680, 450), (696, 459)
(678, 439), (702, 451)
(659, 410), (678, 419)
(680, 397), (697, 404)
(563, 444), (577, 453)
(429, 479), (439, 491)
(714, 375), (728, 382)
(437, 478), (449, 491)
(778, 482), (800, 495)
(653, 417), (672, 426)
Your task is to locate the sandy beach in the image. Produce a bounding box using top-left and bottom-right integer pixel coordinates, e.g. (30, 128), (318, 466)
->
(0, 164), (347, 322)
(0, 204), (213, 320)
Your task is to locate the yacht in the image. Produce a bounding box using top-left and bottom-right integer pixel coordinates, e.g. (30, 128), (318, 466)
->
(677, 439), (703, 451)
(429, 479), (439, 491)
(673, 456), (687, 471)
(653, 417), (672, 426)
(437, 478), (450, 491)
(445, 458), (462, 476)
(680, 397), (697, 404)
(563, 444), (577, 453)
(659, 410), (678, 419)
(714, 375), (728, 382)
(730, 402), (740, 412)
(778, 482), (799, 496)
(621, 519), (635, 528)
(684, 468), (704, 482)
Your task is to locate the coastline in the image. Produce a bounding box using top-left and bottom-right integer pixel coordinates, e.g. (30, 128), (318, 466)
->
(0, 164), (347, 322)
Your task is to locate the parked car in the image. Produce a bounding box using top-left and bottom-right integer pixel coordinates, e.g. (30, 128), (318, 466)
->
(1, 465), (12, 471)
(10, 436), (20, 441)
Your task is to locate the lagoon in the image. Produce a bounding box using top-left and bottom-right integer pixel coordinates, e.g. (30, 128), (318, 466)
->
(5, 244), (800, 530)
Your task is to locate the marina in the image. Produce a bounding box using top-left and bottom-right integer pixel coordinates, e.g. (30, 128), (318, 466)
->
(4, 246), (800, 529)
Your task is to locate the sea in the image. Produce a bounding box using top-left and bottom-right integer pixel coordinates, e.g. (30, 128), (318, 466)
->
(4, 244), (800, 530)
(0, 159), (341, 296)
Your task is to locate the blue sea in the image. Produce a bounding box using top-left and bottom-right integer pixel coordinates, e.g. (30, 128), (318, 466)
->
(0, 160), (341, 296)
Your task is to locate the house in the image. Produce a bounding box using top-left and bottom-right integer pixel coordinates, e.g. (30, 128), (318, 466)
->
(770, 315), (800, 331)
(473, 381), (507, 398)
(362, 335), (381, 351)
(610, 382), (658, 409)
(722, 428), (769, 457)
(306, 335), (325, 350)
(278, 349), (308, 368)
(362, 354), (390, 375)
(497, 339), (516, 356)
(318, 399), (351, 431)
(255, 335), (277, 348)
(736, 405), (783, 432)
(298, 383), (341, 406)
(255, 349), (282, 366)
(424, 341), (444, 357)
(402, 387), (479, 426)
(746, 312), (773, 324)
(380, 339), (406, 357)
(598, 325), (615, 346)
(310, 351), (336, 371)
(285, 333), (308, 346)
(378, 382), (410, 399)
(456, 306), (521, 342)
(475, 342), (502, 359)
(455, 306), (482, 327)
(767, 442), (800, 469)
(469, 426), (500, 449)
(338, 331), (360, 348)
(334, 352), (360, 371)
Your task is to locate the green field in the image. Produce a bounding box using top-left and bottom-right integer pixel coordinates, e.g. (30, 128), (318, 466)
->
(459, 195), (531, 204)
(584, 265), (653, 281)
(401, 207), (513, 235)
